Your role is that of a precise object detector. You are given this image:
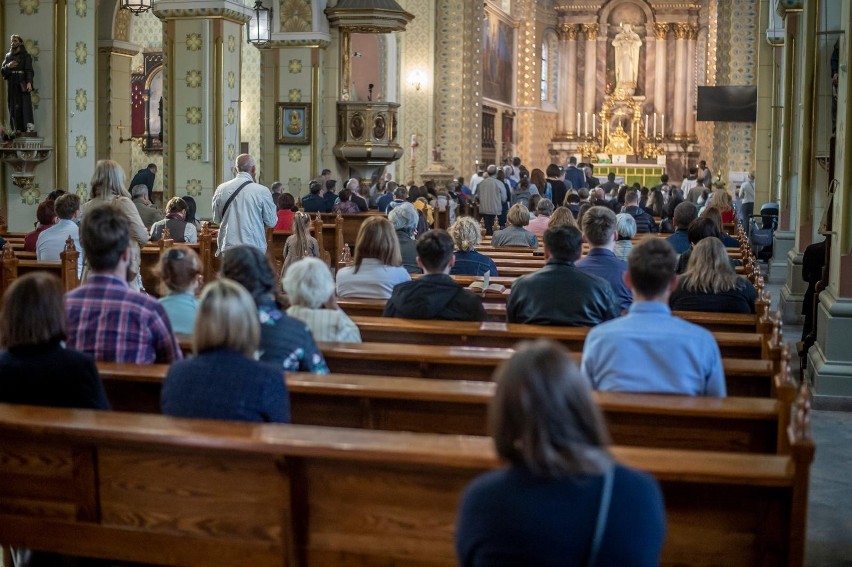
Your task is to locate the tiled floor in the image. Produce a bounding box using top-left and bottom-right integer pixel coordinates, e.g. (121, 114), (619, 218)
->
(765, 272), (852, 566)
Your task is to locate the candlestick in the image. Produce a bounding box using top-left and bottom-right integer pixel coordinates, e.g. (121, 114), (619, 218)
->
(653, 112), (657, 139)
(584, 113), (588, 137)
(592, 115), (596, 138)
(661, 114), (665, 137)
(644, 115), (649, 138)
(577, 113), (581, 135)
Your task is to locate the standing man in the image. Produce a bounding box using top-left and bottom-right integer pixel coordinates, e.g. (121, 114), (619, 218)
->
(212, 154), (276, 255)
(697, 160), (712, 186)
(1, 35), (34, 133)
(129, 163), (158, 202)
(737, 172), (755, 228)
(476, 165), (503, 235)
(563, 156), (587, 190)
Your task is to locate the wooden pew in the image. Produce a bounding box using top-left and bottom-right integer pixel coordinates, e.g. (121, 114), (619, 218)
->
(0, 402), (814, 566)
(314, 341), (780, 398)
(94, 364), (791, 455)
(318, 211), (384, 250)
(352, 316), (765, 358)
(0, 237), (80, 297)
(336, 296), (508, 322)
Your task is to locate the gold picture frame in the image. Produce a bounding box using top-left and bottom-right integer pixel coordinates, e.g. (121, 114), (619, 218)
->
(277, 102), (311, 144)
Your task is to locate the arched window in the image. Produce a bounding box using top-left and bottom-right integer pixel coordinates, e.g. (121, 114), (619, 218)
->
(540, 31), (559, 109)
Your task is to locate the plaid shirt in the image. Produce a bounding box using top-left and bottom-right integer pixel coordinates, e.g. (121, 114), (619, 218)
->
(65, 274), (182, 364)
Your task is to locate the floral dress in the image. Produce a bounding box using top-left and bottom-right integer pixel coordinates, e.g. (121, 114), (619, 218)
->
(256, 300), (329, 373)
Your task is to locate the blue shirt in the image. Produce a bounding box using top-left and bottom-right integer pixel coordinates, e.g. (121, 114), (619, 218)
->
(456, 464), (666, 567)
(451, 250), (499, 277)
(581, 302), (726, 397)
(575, 248), (632, 311)
(666, 230), (690, 254)
(159, 292), (199, 335)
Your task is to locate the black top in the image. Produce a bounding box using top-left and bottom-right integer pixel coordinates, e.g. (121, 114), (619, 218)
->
(669, 277), (758, 314)
(507, 261), (620, 326)
(0, 339), (110, 410)
(384, 274), (486, 321)
(302, 193), (330, 213)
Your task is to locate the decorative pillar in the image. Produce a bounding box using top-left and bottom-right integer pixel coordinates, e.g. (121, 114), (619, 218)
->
(97, 41), (141, 174)
(686, 24), (698, 138)
(559, 24), (579, 136)
(653, 23), (668, 120)
(154, 1), (253, 219)
(582, 24), (598, 132)
(672, 23), (689, 138)
(808, 0), (852, 398)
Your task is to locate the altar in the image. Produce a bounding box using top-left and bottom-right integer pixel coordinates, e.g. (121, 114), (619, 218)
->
(592, 163), (665, 188)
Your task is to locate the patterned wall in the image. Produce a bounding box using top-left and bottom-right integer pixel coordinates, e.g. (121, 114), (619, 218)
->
(398, 0), (433, 183)
(66, 0), (96, 202)
(128, 9), (164, 195)
(713, 0), (758, 181)
(241, 0), (261, 177)
(274, 47), (312, 191)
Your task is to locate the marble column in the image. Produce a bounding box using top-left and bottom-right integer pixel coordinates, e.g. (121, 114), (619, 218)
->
(559, 24), (579, 136)
(653, 23), (669, 121)
(154, 0), (253, 218)
(686, 24), (698, 138)
(582, 24), (599, 135)
(672, 23), (689, 138)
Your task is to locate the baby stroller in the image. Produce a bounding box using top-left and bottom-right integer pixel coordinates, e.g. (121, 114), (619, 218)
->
(749, 203), (779, 263)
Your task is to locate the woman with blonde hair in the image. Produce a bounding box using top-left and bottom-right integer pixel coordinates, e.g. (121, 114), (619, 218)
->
(336, 215), (411, 298)
(548, 205), (578, 230)
(161, 278), (290, 422)
(448, 215), (498, 277)
(284, 257), (361, 342)
(491, 203), (538, 248)
(282, 211), (321, 273)
(706, 189), (735, 223)
(81, 159), (149, 290)
(456, 340), (665, 566)
(670, 237), (757, 314)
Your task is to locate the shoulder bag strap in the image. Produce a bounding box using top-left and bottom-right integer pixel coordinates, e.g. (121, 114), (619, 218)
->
(585, 467), (614, 567)
(221, 179), (253, 220)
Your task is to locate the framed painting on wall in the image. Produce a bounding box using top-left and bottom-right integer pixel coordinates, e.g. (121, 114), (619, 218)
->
(277, 103), (311, 144)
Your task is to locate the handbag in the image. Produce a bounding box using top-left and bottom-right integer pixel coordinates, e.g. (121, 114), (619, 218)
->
(585, 467), (614, 567)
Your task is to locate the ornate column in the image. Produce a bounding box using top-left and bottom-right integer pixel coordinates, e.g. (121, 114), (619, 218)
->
(154, 0), (254, 218)
(582, 24), (599, 133)
(653, 23), (669, 121)
(686, 24), (699, 138)
(672, 23), (689, 138)
(559, 24), (579, 136)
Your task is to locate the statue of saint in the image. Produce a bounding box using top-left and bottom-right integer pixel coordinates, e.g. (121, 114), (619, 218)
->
(611, 24), (642, 95)
(1, 35), (35, 133)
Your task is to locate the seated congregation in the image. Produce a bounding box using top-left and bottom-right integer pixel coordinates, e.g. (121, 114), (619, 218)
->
(0, 156), (805, 567)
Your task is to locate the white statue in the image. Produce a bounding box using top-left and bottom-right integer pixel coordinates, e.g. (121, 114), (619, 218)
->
(612, 23), (642, 95)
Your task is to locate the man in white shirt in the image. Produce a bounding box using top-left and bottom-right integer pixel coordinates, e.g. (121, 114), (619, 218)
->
(737, 172), (756, 228)
(37, 193), (83, 277)
(469, 169), (485, 195)
(212, 154), (277, 255)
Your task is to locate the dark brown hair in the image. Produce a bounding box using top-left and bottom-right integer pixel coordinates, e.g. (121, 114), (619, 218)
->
(627, 238), (677, 297)
(0, 272), (65, 348)
(36, 200), (56, 226)
(490, 340), (612, 478)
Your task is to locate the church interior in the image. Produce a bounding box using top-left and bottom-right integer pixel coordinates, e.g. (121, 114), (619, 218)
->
(2, 0), (852, 564)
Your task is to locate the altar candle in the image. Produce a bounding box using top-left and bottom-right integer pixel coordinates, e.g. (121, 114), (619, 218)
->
(661, 114), (665, 136)
(584, 113), (588, 137)
(577, 113), (581, 134)
(653, 112), (657, 139)
(644, 115), (649, 138)
(592, 115), (596, 138)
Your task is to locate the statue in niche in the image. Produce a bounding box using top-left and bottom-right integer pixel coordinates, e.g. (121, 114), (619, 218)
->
(1, 35), (35, 133)
(612, 24), (642, 95)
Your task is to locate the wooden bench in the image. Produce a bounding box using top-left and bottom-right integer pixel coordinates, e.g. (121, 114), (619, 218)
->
(0, 237), (80, 296)
(94, 362), (793, 455)
(0, 402), (814, 566)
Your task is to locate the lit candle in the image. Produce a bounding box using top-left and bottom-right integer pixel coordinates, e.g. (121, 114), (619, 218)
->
(592, 115), (596, 138)
(661, 114), (665, 137)
(644, 115), (649, 138)
(577, 113), (581, 135)
(653, 112), (657, 139)
(584, 112), (588, 137)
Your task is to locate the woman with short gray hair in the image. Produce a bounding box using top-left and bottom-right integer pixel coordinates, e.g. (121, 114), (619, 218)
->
(388, 202), (421, 273)
(614, 213), (637, 261)
(284, 258), (361, 342)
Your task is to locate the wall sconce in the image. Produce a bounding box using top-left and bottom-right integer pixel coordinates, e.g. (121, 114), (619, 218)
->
(408, 69), (426, 91)
(122, 0), (153, 15)
(247, 0), (272, 48)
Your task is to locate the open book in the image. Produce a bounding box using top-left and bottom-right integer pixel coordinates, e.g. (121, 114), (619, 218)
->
(467, 271), (509, 296)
